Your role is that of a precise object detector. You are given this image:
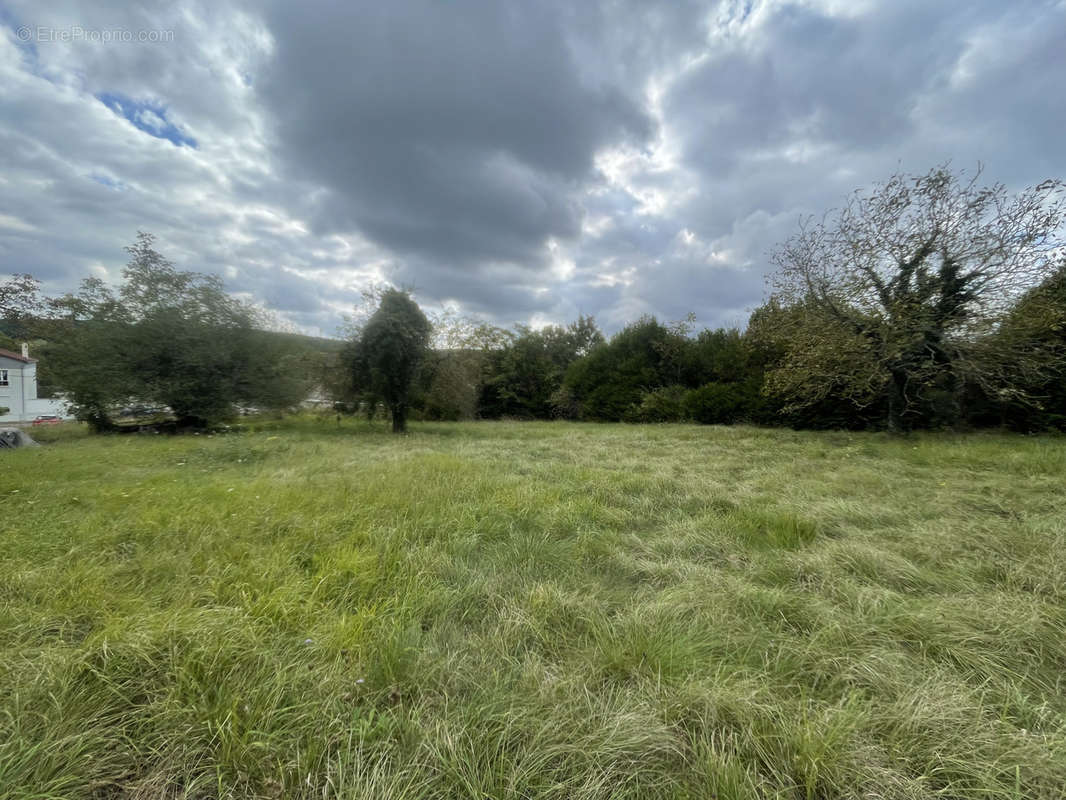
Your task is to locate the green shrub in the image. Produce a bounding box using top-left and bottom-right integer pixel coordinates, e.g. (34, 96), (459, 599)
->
(684, 381), (759, 424)
(634, 385), (688, 423)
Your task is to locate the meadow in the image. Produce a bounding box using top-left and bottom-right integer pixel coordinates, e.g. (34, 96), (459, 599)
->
(2, 419), (1065, 799)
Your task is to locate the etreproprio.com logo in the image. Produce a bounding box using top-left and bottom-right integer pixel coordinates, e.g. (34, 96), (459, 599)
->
(15, 25), (175, 44)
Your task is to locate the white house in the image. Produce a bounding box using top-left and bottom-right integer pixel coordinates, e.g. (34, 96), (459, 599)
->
(0, 344), (69, 423)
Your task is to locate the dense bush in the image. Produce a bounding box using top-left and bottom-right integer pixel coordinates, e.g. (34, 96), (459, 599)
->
(684, 381), (760, 425)
(990, 262), (1066, 431)
(564, 318), (689, 421)
(479, 317), (602, 420)
(634, 385), (688, 423)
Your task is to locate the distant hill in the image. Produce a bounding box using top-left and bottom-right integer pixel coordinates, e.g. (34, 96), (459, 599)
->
(258, 329), (345, 355)
(2, 316), (344, 356)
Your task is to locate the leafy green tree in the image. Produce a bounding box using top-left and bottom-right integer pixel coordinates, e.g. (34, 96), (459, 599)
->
(0, 329), (18, 352)
(562, 315), (763, 422)
(765, 166), (1066, 431)
(685, 328), (750, 384)
(480, 315), (603, 419)
(659, 325), (770, 426)
(422, 310), (509, 420)
(45, 233), (307, 430)
(984, 259), (1066, 429)
(43, 277), (135, 430)
(652, 313), (697, 386)
(347, 289), (432, 433)
(563, 317), (681, 421)
(746, 299), (879, 429)
(0, 274), (42, 349)
(0, 273), (40, 319)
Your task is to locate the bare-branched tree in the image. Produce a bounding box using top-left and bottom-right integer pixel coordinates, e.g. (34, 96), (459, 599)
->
(763, 166), (1066, 430)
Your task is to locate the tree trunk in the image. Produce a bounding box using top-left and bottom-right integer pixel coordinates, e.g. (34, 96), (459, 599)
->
(391, 404), (406, 434)
(944, 372), (963, 430)
(86, 410), (116, 433)
(886, 371), (907, 433)
(177, 414), (209, 430)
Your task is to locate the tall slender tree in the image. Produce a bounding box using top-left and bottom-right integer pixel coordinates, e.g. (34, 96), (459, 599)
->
(348, 289), (432, 433)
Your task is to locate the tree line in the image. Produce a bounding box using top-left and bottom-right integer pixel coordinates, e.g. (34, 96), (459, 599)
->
(3, 165), (1065, 433)
(344, 166), (1066, 433)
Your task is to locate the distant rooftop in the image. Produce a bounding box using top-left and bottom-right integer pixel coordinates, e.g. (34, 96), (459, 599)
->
(0, 348), (35, 364)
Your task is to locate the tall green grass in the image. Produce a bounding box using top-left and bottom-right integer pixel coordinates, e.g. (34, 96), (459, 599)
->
(1, 418), (1064, 798)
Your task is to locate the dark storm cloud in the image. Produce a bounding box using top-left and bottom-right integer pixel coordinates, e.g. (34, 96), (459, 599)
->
(257, 0), (652, 266)
(1, 0), (1064, 335)
(666, 2), (967, 177)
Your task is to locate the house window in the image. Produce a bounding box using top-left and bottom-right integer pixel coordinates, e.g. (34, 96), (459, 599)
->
(0, 369), (8, 386)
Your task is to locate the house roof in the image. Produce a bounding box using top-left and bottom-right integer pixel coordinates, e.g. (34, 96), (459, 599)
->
(0, 348), (35, 363)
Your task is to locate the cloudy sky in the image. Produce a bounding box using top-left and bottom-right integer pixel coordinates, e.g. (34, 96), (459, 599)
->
(1, 0), (1064, 336)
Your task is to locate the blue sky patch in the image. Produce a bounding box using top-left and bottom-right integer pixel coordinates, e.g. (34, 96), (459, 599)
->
(1, 7), (42, 73)
(90, 173), (123, 190)
(96, 92), (198, 148)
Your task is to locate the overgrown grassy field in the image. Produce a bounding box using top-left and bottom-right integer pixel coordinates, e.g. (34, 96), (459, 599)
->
(2, 419), (1065, 799)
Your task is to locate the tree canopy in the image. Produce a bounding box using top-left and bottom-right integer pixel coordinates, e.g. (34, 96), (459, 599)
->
(0, 274), (42, 350)
(763, 166), (1066, 430)
(44, 233), (307, 429)
(346, 288), (432, 433)
(479, 315), (603, 419)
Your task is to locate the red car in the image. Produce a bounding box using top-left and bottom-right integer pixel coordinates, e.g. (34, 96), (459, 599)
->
(31, 415), (62, 426)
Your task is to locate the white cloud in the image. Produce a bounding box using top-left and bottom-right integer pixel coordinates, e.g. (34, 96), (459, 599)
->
(0, 0), (1063, 335)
